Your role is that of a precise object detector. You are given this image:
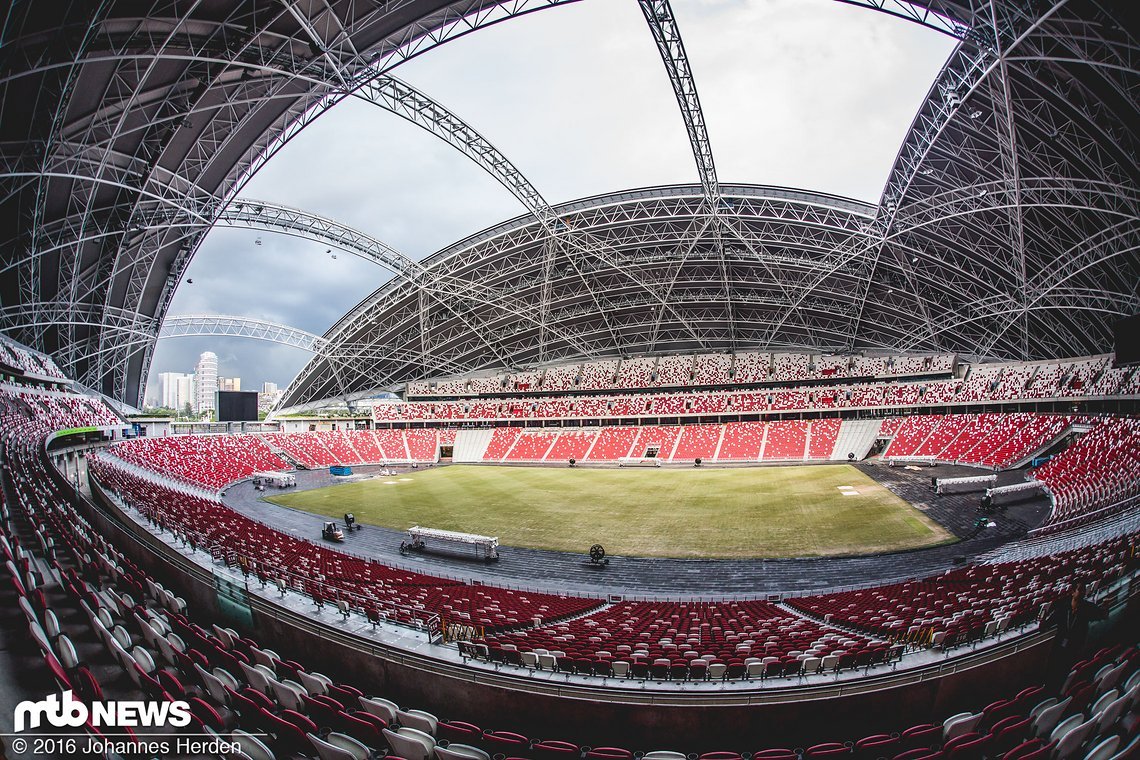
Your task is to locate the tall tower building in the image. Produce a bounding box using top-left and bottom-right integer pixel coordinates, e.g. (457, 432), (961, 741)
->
(194, 351), (218, 414)
(158, 372), (195, 411)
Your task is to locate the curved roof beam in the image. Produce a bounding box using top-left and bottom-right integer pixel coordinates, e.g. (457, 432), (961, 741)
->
(353, 74), (704, 352)
(79, 1), (584, 406)
(636, 0), (733, 350)
(836, 1), (970, 38)
(227, 0), (584, 199)
(3, 193), (610, 368)
(282, 185), (895, 406)
(215, 201), (610, 365)
(219, 200), (419, 279)
(637, 0), (720, 206)
(356, 75), (550, 219)
(159, 314), (328, 352)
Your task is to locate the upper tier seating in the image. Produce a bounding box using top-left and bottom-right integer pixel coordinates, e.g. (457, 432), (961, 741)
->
(578, 360), (619, 390)
(405, 352), (964, 399)
(994, 365), (1037, 400)
(851, 355), (889, 377)
(1058, 357), (1109, 396)
(616, 358), (657, 390)
(916, 378), (962, 407)
(376, 358), (1128, 425)
(542, 363), (581, 392)
(731, 351), (770, 383)
(654, 355), (694, 387)
(928, 354), (956, 373)
(769, 389), (811, 411)
(692, 353), (733, 385)
(891, 355), (930, 375)
(729, 391), (768, 413)
(431, 378), (470, 396)
(0, 341), (69, 378)
(771, 353), (811, 382)
(815, 355), (850, 379)
(957, 365), (1005, 402)
(682, 392), (730, 414)
(1120, 368), (1140, 395)
(1087, 366), (1131, 396)
(508, 370), (543, 392)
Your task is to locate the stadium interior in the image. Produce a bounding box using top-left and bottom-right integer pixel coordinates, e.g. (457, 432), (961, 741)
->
(0, 1), (1139, 760)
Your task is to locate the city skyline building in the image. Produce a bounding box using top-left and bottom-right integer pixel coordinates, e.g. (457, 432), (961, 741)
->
(194, 351), (218, 414)
(158, 372), (195, 411)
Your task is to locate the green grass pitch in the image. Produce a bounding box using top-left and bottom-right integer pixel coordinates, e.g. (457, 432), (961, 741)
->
(265, 464), (953, 559)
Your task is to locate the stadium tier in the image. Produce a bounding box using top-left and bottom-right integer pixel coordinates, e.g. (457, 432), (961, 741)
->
(79, 412), (1136, 538)
(381, 355), (1137, 423)
(5, 403), (1139, 757)
(786, 536), (1136, 647)
(54, 395), (1138, 656)
(0, 336), (70, 380)
(4, 0), (1139, 753)
(100, 413), (1071, 483)
(487, 600), (894, 679)
(399, 353), (1127, 401)
(2, 379), (1139, 756)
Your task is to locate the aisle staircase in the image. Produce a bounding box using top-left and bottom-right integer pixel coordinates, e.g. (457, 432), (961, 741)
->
(830, 419), (883, 461)
(453, 429), (494, 463)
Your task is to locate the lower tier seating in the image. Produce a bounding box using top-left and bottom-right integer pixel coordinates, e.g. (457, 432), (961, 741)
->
(6, 412), (1138, 759)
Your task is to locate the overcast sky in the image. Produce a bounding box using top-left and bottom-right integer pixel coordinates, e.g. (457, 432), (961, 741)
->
(144, 0), (956, 406)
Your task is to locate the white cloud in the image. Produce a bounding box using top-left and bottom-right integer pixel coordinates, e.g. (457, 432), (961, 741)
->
(666, 0), (954, 200)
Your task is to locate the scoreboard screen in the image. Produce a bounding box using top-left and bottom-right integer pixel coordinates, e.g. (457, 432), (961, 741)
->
(216, 391), (258, 422)
(1114, 314), (1140, 366)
